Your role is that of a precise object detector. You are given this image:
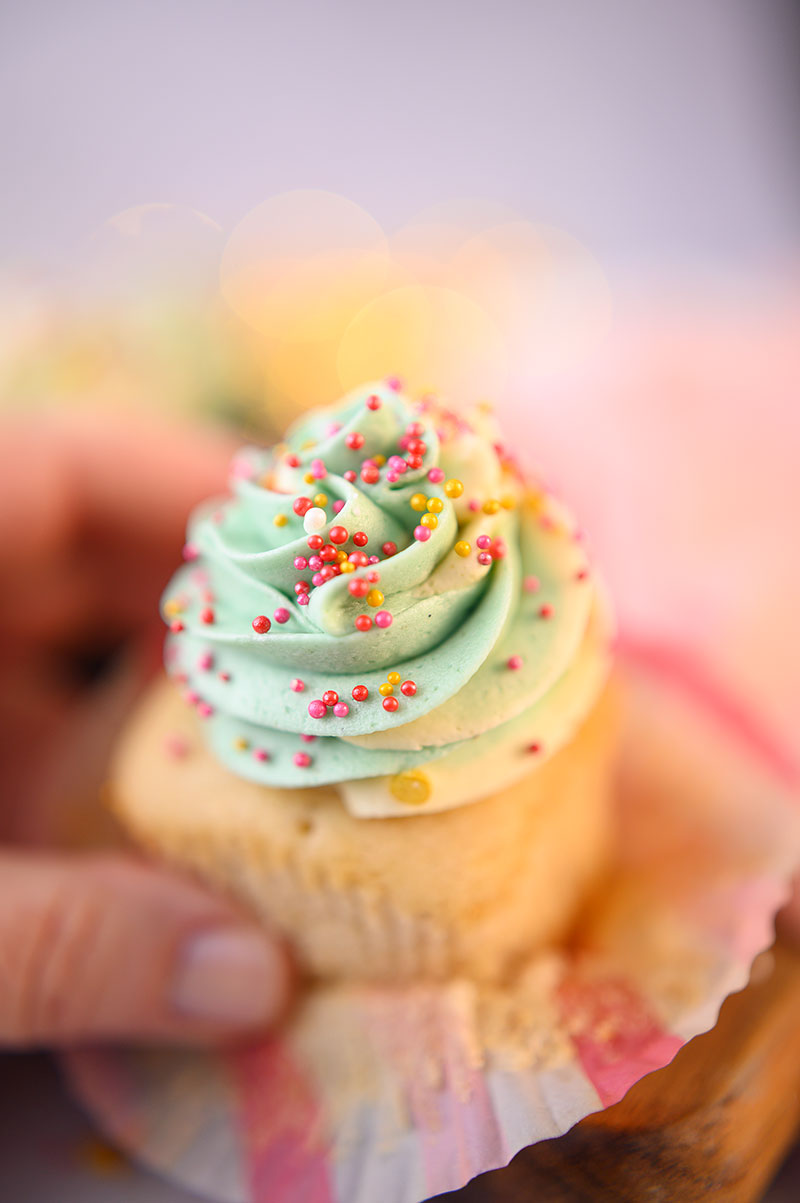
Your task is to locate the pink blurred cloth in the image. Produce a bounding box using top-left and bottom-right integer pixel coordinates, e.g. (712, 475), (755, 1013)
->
(501, 288), (800, 764)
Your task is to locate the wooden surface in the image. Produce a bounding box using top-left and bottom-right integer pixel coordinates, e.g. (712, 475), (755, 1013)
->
(435, 939), (800, 1202)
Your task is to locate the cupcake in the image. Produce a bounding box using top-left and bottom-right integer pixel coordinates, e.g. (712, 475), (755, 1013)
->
(113, 382), (616, 982)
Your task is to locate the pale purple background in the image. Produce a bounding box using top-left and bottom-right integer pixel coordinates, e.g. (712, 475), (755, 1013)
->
(1, 2), (799, 1200)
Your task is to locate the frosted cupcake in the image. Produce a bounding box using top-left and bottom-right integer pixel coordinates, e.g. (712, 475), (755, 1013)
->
(113, 382), (616, 982)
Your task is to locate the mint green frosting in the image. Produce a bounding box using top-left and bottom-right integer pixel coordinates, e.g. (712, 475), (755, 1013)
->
(162, 382), (602, 802)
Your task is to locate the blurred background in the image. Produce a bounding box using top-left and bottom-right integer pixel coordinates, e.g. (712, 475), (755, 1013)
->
(1, 1), (799, 1199)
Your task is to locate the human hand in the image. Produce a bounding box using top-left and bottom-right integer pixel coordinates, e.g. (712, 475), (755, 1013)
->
(0, 408), (292, 1047)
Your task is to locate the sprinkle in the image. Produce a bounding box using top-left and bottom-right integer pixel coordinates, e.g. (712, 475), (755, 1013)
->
(477, 551), (493, 566)
(308, 700), (327, 719)
(523, 575), (540, 593)
(410, 492), (428, 512)
(294, 752), (312, 768)
(368, 554), (380, 564)
(303, 472), (315, 484)
(340, 561), (355, 573)
(386, 376), (402, 391)
(366, 588), (384, 607)
(348, 577), (369, 598)
(387, 671), (401, 685)
(253, 748), (270, 761)
(352, 531), (368, 547)
(273, 607), (290, 624)
(345, 431), (364, 450)
(297, 593), (310, 606)
(322, 690), (339, 707)
(400, 680), (417, 696)
(527, 742), (542, 755)
(366, 394), (382, 410)
(233, 736), (249, 751)
(454, 540), (471, 557)
(313, 493), (328, 508)
(294, 555), (309, 570)
(406, 454), (424, 469)
(414, 525), (431, 542)
(361, 463), (380, 484)
(539, 604), (554, 619)
(382, 541), (397, 557)
(379, 682), (393, 696)
(200, 607), (215, 624)
(327, 422), (342, 437)
(329, 524), (348, 545)
(285, 453), (300, 467)
(343, 469), (357, 483)
(336, 549), (348, 563)
(366, 569), (380, 582)
(444, 478), (464, 499)
(375, 610), (393, 628)
(500, 494), (517, 510)
(308, 554), (323, 569)
(352, 685), (369, 701)
(301, 734), (316, 743)
(373, 453), (387, 467)
(303, 507), (327, 534)
(476, 535), (492, 550)
(420, 513), (438, 529)
(427, 497), (444, 514)
(492, 538), (507, 559)
(333, 702), (349, 717)
(389, 769), (431, 805)
(273, 513), (288, 527)
(349, 550), (369, 566)
(382, 695), (400, 712)
(355, 614), (373, 632)
(576, 568), (589, 581)
(295, 580), (310, 594)
(182, 542), (199, 561)
(468, 499), (481, 512)
(293, 496), (313, 516)
(198, 651), (214, 671)
(169, 619), (185, 633)
(165, 734), (189, 759)
(333, 499), (345, 514)
(483, 499), (501, 514)
(310, 458), (326, 479)
(252, 615), (271, 633)
(427, 467), (445, 484)
(184, 689), (200, 705)
(507, 655), (523, 670)
(218, 671), (230, 682)
(197, 702), (213, 718)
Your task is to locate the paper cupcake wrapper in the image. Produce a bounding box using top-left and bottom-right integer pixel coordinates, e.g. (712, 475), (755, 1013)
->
(64, 643), (800, 1203)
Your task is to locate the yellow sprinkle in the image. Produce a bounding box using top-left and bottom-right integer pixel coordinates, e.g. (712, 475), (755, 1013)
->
(373, 453), (386, 467)
(313, 493), (329, 508)
(379, 682), (394, 696)
(420, 513), (438, 529)
(387, 671), (401, 685)
(303, 472), (315, 485)
(483, 498), (501, 514)
(273, 513), (288, 527)
(300, 438), (316, 450)
(427, 497), (444, 514)
(390, 769), (432, 806)
(500, 494), (517, 510)
(410, 492), (428, 512)
(525, 488), (547, 513)
(163, 598), (184, 618)
(335, 549), (348, 563)
(233, 737), (249, 751)
(454, 540), (471, 557)
(366, 588), (385, 607)
(477, 400), (494, 414)
(340, 561), (355, 573)
(444, 478), (464, 499)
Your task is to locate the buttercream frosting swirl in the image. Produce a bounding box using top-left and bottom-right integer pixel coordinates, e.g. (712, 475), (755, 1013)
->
(162, 382), (612, 816)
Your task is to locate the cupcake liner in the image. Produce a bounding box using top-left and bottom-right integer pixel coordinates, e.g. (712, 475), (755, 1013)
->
(64, 642), (800, 1203)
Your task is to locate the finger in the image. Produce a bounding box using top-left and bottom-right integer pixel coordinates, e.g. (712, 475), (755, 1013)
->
(0, 852), (293, 1047)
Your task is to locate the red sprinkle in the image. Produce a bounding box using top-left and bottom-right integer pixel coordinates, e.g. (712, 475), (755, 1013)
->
(366, 394), (382, 410)
(400, 680), (417, 696)
(539, 604), (554, 619)
(200, 607), (215, 624)
(291, 678), (305, 692)
(382, 540), (397, 557)
(329, 525), (349, 544)
(343, 469), (357, 483)
(527, 742), (542, 755)
(322, 690), (339, 707)
(507, 655), (523, 670)
(307, 534), (324, 551)
(345, 431), (365, 450)
(293, 496), (313, 516)
(348, 578), (369, 598)
(355, 614), (373, 632)
(252, 615), (271, 634)
(352, 685), (369, 701)
(352, 531), (369, 547)
(361, 463), (380, 485)
(169, 619), (185, 633)
(285, 454), (300, 467)
(382, 696), (399, 712)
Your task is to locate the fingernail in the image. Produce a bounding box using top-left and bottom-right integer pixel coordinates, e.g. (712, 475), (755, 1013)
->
(172, 928), (289, 1026)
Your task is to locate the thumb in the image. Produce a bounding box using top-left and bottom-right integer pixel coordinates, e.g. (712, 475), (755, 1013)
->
(0, 851), (292, 1047)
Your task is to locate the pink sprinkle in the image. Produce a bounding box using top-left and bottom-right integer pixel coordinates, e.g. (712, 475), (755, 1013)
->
(294, 752), (312, 768)
(294, 555), (309, 570)
(301, 733), (316, 743)
(492, 538), (507, 559)
(165, 734), (189, 759)
(253, 748), (270, 762)
(427, 466), (445, 484)
(507, 655), (523, 670)
(414, 525), (431, 542)
(308, 555), (323, 571)
(312, 572), (324, 586)
(311, 458), (326, 479)
(375, 611), (393, 628)
(333, 499), (345, 514)
(182, 541), (199, 561)
(388, 455), (406, 471)
(476, 535), (492, 550)
(274, 607), (290, 624)
(197, 702), (213, 718)
(327, 422), (342, 437)
(468, 499), (480, 513)
(308, 699), (327, 719)
(184, 690), (199, 705)
(366, 569), (380, 582)
(297, 593), (310, 606)
(523, 575), (540, 593)
(218, 671), (230, 682)
(386, 471), (399, 483)
(291, 678), (305, 692)
(333, 702), (349, 717)
(197, 651), (214, 671)
(386, 375), (403, 391)
(231, 455), (256, 480)
(368, 554), (380, 564)
(477, 551), (493, 566)
(539, 603), (554, 619)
